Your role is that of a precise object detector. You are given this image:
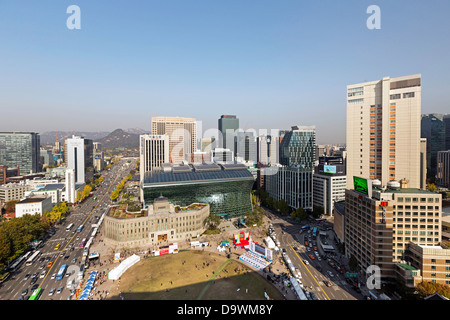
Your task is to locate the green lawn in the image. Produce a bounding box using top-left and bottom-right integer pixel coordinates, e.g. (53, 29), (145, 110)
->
(108, 250), (284, 300)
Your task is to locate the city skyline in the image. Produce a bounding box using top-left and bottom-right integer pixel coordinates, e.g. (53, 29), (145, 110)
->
(1, 1), (450, 144)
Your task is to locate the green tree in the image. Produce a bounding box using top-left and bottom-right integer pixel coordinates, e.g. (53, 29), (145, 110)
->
(274, 199), (290, 215)
(291, 207), (307, 220)
(312, 205), (324, 219)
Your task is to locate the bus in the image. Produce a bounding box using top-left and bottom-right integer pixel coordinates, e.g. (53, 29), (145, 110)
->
(26, 251), (41, 266)
(8, 251), (31, 272)
(0, 269), (10, 284)
(300, 225), (310, 232)
(56, 264), (68, 280)
(77, 224), (84, 233)
(28, 288), (43, 300)
(79, 238), (87, 248)
(312, 227), (318, 238)
(66, 223), (74, 231)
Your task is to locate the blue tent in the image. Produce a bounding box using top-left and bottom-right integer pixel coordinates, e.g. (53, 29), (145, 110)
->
(79, 271), (97, 300)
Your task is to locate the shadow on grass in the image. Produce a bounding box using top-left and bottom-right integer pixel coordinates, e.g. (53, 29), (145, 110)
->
(105, 250), (286, 301)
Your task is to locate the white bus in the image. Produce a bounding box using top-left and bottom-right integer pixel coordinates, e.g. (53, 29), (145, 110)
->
(26, 251), (41, 266)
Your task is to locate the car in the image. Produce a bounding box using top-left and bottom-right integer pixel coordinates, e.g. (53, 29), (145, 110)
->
(45, 256), (51, 262)
(31, 284), (39, 291)
(308, 254), (315, 260)
(48, 288), (56, 296)
(313, 246), (318, 251)
(72, 258), (77, 263)
(51, 273), (56, 280)
(40, 270), (46, 278)
(23, 274), (31, 281)
(327, 271), (334, 277)
(39, 257), (45, 263)
(57, 286), (64, 294)
(54, 244), (60, 250)
(39, 264), (45, 270)
(31, 272), (38, 278)
(21, 288), (28, 296)
(47, 261), (53, 268)
(303, 259), (309, 265)
(64, 255), (69, 260)
(323, 280), (333, 287)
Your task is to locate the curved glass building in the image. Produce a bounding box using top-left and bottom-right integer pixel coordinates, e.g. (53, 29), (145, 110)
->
(141, 163), (254, 218)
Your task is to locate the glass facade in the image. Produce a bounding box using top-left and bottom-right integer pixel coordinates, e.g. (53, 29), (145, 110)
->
(142, 165), (254, 218)
(279, 127), (315, 168)
(0, 132), (40, 174)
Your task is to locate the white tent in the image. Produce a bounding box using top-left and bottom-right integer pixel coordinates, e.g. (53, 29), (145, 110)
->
(264, 237), (275, 249)
(108, 254), (140, 280)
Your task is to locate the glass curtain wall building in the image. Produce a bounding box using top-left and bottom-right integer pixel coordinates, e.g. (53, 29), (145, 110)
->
(0, 132), (40, 174)
(141, 163), (254, 218)
(266, 126), (316, 211)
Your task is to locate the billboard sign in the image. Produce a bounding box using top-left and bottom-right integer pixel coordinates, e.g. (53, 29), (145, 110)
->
(354, 176), (368, 195)
(324, 165), (336, 174)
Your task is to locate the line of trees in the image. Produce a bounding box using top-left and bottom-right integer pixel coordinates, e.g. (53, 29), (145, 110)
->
(252, 189), (324, 220)
(0, 214), (51, 269)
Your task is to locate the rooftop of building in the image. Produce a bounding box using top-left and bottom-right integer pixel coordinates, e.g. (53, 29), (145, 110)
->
(396, 263), (418, 271)
(17, 197), (48, 204)
(142, 162), (254, 185)
(106, 199), (208, 219)
(374, 187), (437, 195)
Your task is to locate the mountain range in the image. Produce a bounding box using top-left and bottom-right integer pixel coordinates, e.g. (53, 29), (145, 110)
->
(40, 128), (147, 149)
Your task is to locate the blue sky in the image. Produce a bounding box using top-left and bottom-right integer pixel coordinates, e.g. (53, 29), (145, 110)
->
(1, 0), (449, 143)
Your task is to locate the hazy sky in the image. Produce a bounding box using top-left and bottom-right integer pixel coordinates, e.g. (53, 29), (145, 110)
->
(1, 0), (449, 143)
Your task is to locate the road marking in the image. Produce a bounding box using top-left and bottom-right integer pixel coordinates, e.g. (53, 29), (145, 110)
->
(287, 242), (330, 300)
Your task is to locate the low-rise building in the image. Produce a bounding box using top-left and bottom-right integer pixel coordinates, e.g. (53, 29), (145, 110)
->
(104, 196), (210, 249)
(15, 196), (53, 218)
(0, 183), (31, 204)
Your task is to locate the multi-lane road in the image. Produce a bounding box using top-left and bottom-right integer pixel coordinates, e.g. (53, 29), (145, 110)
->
(267, 212), (365, 300)
(0, 158), (135, 300)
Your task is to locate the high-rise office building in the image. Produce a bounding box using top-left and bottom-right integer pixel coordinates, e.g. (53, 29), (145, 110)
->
(313, 156), (346, 215)
(257, 135), (279, 165)
(279, 126), (316, 169)
(236, 131), (257, 163)
(345, 178), (444, 287)
(66, 135), (94, 184)
(346, 74), (422, 189)
(265, 126), (315, 211)
(139, 134), (169, 178)
(0, 132), (40, 174)
(151, 117), (197, 164)
(421, 114), (447, 179)
(218, 115), (239, 154)
(437, 150), (450, 187)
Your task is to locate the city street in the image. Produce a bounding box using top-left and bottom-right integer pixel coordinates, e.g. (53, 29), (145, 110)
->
(266, 210), (364, 300)
(0, 158), (134, 300)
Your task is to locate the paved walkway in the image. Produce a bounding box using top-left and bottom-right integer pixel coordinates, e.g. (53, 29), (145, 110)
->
(196, 259), (232, 300)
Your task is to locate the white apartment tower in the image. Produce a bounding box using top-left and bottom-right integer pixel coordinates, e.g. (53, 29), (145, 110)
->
(66, 135), (94, 184)
(346, 74), (422, 189)
(151, 117), (197, 164)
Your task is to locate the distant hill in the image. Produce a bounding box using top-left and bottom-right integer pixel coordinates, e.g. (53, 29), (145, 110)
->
(40, 128), (147, 146)
(94, 129), (140, 149)
(40, 131), (109, 144)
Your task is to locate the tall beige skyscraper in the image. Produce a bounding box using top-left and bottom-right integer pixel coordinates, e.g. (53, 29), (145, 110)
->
(151, 117), (197, 164)
(346, 74), (422, 189)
